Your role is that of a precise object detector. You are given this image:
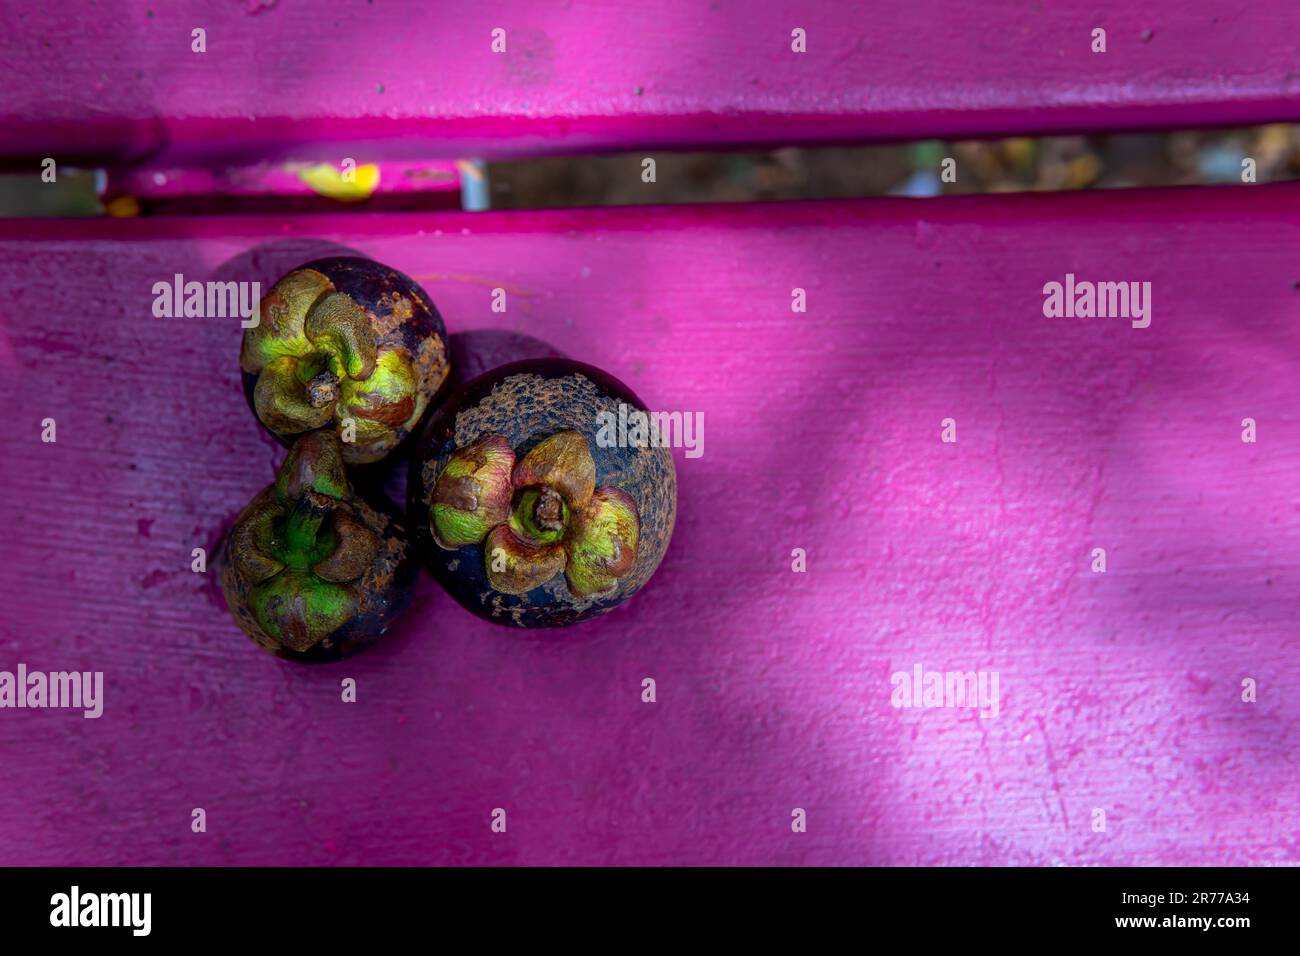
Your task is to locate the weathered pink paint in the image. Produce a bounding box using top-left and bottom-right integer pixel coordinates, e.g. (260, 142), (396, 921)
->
(0, 186), (1296, 864)
(3, 1), (1299, 162)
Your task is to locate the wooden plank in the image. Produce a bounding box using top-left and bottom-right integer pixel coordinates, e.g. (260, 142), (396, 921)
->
(3, 1), (1299, 163)
(1, 184), (1298, 864)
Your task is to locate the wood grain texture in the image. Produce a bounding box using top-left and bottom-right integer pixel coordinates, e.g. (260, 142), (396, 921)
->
(3, 1), (1299, 163)
(0, 185), (1298, 865)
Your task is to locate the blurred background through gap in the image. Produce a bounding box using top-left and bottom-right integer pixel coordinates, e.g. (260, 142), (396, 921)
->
(2, 124), (1294, 216)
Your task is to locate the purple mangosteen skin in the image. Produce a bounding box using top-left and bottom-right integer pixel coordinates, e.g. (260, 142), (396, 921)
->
(408, 358), (678, 628)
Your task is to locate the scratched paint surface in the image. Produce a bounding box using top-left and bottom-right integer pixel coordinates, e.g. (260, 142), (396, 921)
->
(3, 1), (1300, 161)
(0, 187), (1298, 864)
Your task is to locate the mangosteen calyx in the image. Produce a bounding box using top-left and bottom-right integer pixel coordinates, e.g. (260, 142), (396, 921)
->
(430, 430), (640, 598)
(241, 267), (421, 462)
(228, 431), (381, 654)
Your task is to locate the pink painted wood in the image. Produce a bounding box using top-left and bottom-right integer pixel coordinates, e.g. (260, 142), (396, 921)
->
(1, 185), (1297, 865)
(3, 1), (1299, 163)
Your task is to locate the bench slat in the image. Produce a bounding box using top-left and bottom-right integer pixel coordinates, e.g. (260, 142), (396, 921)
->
(0, 185), (1296, 864)
(4, 1), (1299, 162)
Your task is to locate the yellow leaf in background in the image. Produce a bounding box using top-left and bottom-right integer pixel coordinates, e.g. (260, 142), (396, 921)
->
(105, 195), (141, 217)
(1065, 154), (1101, 188)
(1255, 124), (1292, 167)
(297, 163), (380, 202)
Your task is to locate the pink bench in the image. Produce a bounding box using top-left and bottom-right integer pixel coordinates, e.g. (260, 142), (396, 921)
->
(1, 2), (1297, 866)
(5, 1), (1300, 161)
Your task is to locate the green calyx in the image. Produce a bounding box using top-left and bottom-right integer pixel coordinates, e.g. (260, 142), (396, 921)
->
(231, 431), (381, 652)
(273, 429), (349, 505)
(242, 268), (421, 461)
(430, 434), (515, 549)
(277, 492), (339, 569)
(430, 429), (641, 598)
(562, 487), (640, 598)
(247, 570), (354, 651)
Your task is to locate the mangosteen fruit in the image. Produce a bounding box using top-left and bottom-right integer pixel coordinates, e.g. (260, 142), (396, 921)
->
(221, 430), (415, 661)
(240, 256), (450, 465)
(409, 359), (676, 627)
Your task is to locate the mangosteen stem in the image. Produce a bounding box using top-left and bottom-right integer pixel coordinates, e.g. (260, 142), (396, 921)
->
(532, 486), (565, 534)
(283, 490), (335, 554)
(307, 370), (341, 408)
